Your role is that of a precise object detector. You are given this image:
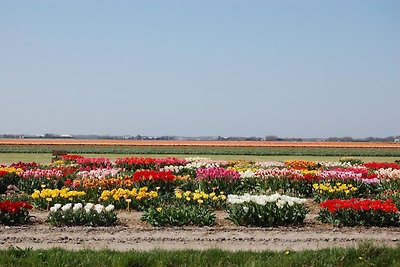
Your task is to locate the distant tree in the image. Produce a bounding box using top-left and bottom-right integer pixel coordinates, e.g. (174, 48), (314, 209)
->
(264, 135), (279, 141)
(246, 136), (262, 141)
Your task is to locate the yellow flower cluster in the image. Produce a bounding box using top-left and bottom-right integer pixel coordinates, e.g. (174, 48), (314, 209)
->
(51, 160), (65, 166)
(313, 183), (358, 194)
(0, 167), (23, 175)
(176, 175), (191, 181)
(227, 166), (258, 173)
(175, 190), (226, 204)
(100, 187), (158, 201)
(31, 188), (86, 199)
(301, 170), (319, 176)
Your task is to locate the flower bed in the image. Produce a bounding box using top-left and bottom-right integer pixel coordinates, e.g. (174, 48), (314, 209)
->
(141, 204), (216, 226)
(227, 193), (307, 227)
(0, 200), (33, 225)
(312, 182), (358, 202)
(31, 188), (87, 209)
(47, 203), (117, 226)
(2, 155), (400, 228)
(318, 198), (400, 227)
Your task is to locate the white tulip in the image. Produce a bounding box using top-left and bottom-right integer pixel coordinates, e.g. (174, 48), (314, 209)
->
(94, 204), (104, 213)
(61, 203), (72, 211)
(105, 204), (114, 212)
(73, 203), (83, 211)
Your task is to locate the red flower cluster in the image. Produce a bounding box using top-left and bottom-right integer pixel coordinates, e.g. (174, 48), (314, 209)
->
(60, 166), (77, 176)
(320, 198), (398, 213)
(0, 200), (33, 214)
(155, 157), (187, 167)
(0, 171), (8, 177)
(77, 157), (111, 169)
(116, 157), (187, 170)
(61, 154), (85, 161)
(9, 161), (39, 171)
(132, 170), (176, 182)
(364, 162), (400, 170)
(115, 157), (157, 169)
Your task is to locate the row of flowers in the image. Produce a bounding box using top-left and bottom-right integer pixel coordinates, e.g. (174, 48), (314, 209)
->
(2, 194), (400, 228)
(1, 156), (400, 227)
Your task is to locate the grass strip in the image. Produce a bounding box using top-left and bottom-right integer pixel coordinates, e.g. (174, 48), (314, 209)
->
(1, 144), (400, 157)
(0, 244), (399, 267)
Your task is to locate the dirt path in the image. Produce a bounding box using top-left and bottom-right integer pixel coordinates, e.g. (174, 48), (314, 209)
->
(1, 210), (399, 251)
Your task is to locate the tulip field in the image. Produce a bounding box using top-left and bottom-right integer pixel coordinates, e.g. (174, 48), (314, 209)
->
(1, 153), (400, 265)
(1, 139), (400, 157)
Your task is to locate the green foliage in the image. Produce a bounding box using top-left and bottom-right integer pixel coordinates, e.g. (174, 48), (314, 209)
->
(379, 179), (400, 191)
(0, 209), (31, 226)
(141, 204), (216, 226)
(339, 157), (364, 165)
(1, 144), (400, 157)
(228, 201), (307, 227)
(1, 244), (400, 267)
(260, 177), (315, 197)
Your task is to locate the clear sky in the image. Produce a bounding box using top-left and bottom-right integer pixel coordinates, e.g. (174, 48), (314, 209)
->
(1, 1), (399, 138)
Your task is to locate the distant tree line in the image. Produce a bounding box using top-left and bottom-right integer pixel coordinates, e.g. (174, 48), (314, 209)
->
(0, 134), (399, 142)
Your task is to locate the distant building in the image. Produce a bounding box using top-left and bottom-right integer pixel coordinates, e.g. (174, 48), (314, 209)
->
(60, 134), (73, 139)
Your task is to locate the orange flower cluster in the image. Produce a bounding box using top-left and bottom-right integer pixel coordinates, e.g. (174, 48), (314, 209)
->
(65, 177), (134, 189)
(284, 160), (317, 170)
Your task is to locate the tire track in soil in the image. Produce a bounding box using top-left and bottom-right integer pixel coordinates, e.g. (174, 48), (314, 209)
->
(1, 210), (399, 251)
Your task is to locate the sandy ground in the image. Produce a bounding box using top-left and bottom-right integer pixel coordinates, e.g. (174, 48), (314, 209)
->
(1, 204), (400, 252)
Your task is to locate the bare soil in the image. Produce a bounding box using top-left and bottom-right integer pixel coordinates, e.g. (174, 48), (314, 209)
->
(1, 203), (400, 251)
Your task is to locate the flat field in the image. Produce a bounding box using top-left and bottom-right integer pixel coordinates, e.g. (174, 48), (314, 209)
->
(1, 139), (399, 147)
(0, 139), (399, 157)
(0, 153), (398, 165)
(1, 139), (400, 263)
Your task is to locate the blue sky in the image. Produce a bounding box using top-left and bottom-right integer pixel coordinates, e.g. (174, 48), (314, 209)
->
(1, 1), (399, 138)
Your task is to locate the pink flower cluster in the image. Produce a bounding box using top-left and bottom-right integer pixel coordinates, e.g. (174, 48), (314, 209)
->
(20, 168), (63, 179)
(330, 167), (369, 175)
(76, 168), (121, 179)
(354, 178), (380, 184)
(316, 170), (363, 180)
(255, 168), (303, 180)
(196, 167), (240, 181)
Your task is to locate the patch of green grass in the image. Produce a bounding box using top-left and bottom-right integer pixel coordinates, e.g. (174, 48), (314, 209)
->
(0, 153), (398, 165)
(1, 144), (400, 157)
(0, 244), (399, 267)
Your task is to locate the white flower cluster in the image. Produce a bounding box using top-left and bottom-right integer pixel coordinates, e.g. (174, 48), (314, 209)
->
(50, 203), (115, 213)
(375, 168), (400, 180)
(255, 161), (285, 168)
(160, 165), (184, 173)
(317, 161), (353, 168)
(239, 169), (255, 178)
(184, 157), (228, 169)
(161, 158), (229, 173)
(228, 193), (307, 208)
